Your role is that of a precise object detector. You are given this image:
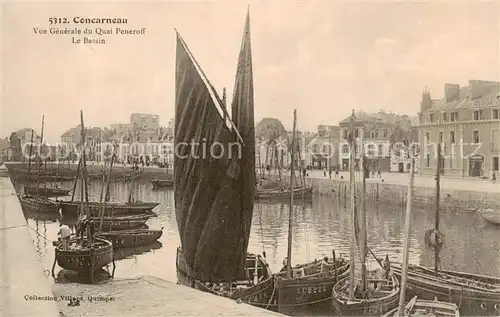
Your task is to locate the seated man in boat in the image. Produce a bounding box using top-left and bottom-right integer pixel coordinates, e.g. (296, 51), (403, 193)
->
(279, 257), (289, 272)
(57, 223), (71, 250)
(383, 254), (391, 279)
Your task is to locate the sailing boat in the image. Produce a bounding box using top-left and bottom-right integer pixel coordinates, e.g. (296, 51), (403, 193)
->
(52, 111), (114, 283)
(19, 116), (59, 214)
(175, 10), (273, 304)
(255, 137), (313, 201)
(383, 154), (460, 317)
(60, 154), (159, 217)
(265, 110), (349, 315)
(331, 110), (400, 315)
(392, 143), (500, 316)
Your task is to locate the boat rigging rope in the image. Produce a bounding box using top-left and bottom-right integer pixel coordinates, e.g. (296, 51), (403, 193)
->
(258, 203), (266, 258)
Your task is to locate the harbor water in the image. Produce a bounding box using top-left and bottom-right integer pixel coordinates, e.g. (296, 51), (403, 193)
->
(19, 179), (500, 286)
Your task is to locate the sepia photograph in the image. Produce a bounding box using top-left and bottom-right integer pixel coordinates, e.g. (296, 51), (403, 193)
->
(1, 1), (499, 316)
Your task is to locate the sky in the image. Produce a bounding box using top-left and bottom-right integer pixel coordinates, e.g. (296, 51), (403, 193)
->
(1, 1), (500, 143)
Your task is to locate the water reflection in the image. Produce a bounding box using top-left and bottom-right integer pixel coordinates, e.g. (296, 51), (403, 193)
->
(20, 179), (499, 286)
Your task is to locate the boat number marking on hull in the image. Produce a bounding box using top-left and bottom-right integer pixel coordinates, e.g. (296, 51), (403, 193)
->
(296, 285), (327, 294)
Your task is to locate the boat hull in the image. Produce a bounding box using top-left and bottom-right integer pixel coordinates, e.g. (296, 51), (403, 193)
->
(24, 186), (70, 197)
(55, 236), (113, 282)
(176, 247), (274, 308)
(98, 229), (163, 249)
(273, 260), (350, 315)
(382, 297), (460, 317)
(19, 195), (60, 214)
(392, 265), (500, 316)
(94, 215), (150, 231)
(331, 275), (400, 316)
(479, 209), (500, 225)
(255, 187), (313, 200)
(151, 179), (174, 189)
(59, 201), (158, 216)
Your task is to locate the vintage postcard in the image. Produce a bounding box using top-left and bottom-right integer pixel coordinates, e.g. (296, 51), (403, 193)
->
(1, 1), (499, 316)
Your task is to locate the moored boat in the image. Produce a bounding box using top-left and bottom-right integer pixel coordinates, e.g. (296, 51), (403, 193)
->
(94, 214), (151, 231)
(255, 186), (313, 200)
(59, 200), (158, 216)
(478, 208), (500, 225)
(54, 236), (114, 283)
(392, 265), (500, 316)
(151, 178), (174, 189)
(19, 194), (59, 214)
(98, 228), (163, 249)
(382, 295), (460, 317)
(332, 274), (400, 316)
(24, 186), (71, 197)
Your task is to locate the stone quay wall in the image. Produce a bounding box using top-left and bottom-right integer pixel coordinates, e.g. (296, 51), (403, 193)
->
(268, 174), (500, 211)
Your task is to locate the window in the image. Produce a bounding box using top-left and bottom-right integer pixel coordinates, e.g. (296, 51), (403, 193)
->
(425, 132), (430, 143)
(442, 113), (448, 122)
(473, 130), (480, 143)
(371, 131), (376, 138)
(439, 132), (443, 143)
(450, 112), (459, 122)
(474, 110), (482, 120)
(449, 156), (453, 169)
(354, 129), (359, 138)
(342, 144), (349, 154)
(429, 114), (435, 123)
(450, 131), (455, 144)
(313, 144), (319, 153)
(494, 157), (499, 171)
(367, 144), (376, 156)
(426, 154), (430, 167)
(493, 109), (499, 119)
(378, 144), (384, 156)
(440, 157), (445, 169)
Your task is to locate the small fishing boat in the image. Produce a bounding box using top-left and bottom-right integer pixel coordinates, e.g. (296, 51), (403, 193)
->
(98, 228), (163, 249)
(478, 208), (500, 225)
(270, 256), (350, 314)
(255, 186), (313, 200)
(151, 178), (174, 189)
(24, 186), (71, 197)
(95, 214), (151, 231)
(52, 111), (115, 284)
(59, 201), (158, 216)
(19, 194), (60, 213)
(382, 296), (460, 317)
(391, 265), (500, 316)
(53, 236), (114, 283)
(332, 274), (400, 316)
(177, 247), (274, 304)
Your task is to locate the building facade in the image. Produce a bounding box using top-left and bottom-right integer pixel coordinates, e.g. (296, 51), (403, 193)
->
(418, 80), (500, 177)
(130, 113), (160, 131)
(306, 125), (340, 169)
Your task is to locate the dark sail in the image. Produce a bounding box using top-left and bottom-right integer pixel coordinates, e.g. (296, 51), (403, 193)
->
(230, 10), (256, 263)
(174, 30), (252, 282)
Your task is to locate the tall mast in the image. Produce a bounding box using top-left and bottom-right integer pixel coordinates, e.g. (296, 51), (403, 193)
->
(79, 111), (91, 245)
(397, 156), (416, 316)
(348, 109), (356, 300)
(435, 142), (441, 275)
(359, 127), (367, 295)
(286, 109), (297, 278)
(35, 116), (45, 198)
(27, 130), (34, 185)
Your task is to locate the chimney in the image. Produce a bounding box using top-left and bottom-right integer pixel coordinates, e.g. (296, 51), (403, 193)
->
(420, 86), (432, 111)
(444, 83), (460, 102)
(222, 87), (227, 108)
(469, 80), (500, 100)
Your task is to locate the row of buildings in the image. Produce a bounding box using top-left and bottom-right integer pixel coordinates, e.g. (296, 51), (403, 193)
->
(2, 79), (498, 177)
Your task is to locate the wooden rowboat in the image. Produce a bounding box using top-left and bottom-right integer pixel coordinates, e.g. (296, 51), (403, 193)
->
(24, 186), (71, 197)
(331, 274), (400, 316)
(59, 201), (158, 216)
(53, 236), (114, 283)
(478, 209), (500, 225)
(19, 194), (60, 214)
(94, 214), (151, 231)
(382, 295), (460, 317)
(392, 264), (500, 316)
(151, 179), (174, 189)
(98, 228), (163, 249)
(255, 186), (313, 200)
